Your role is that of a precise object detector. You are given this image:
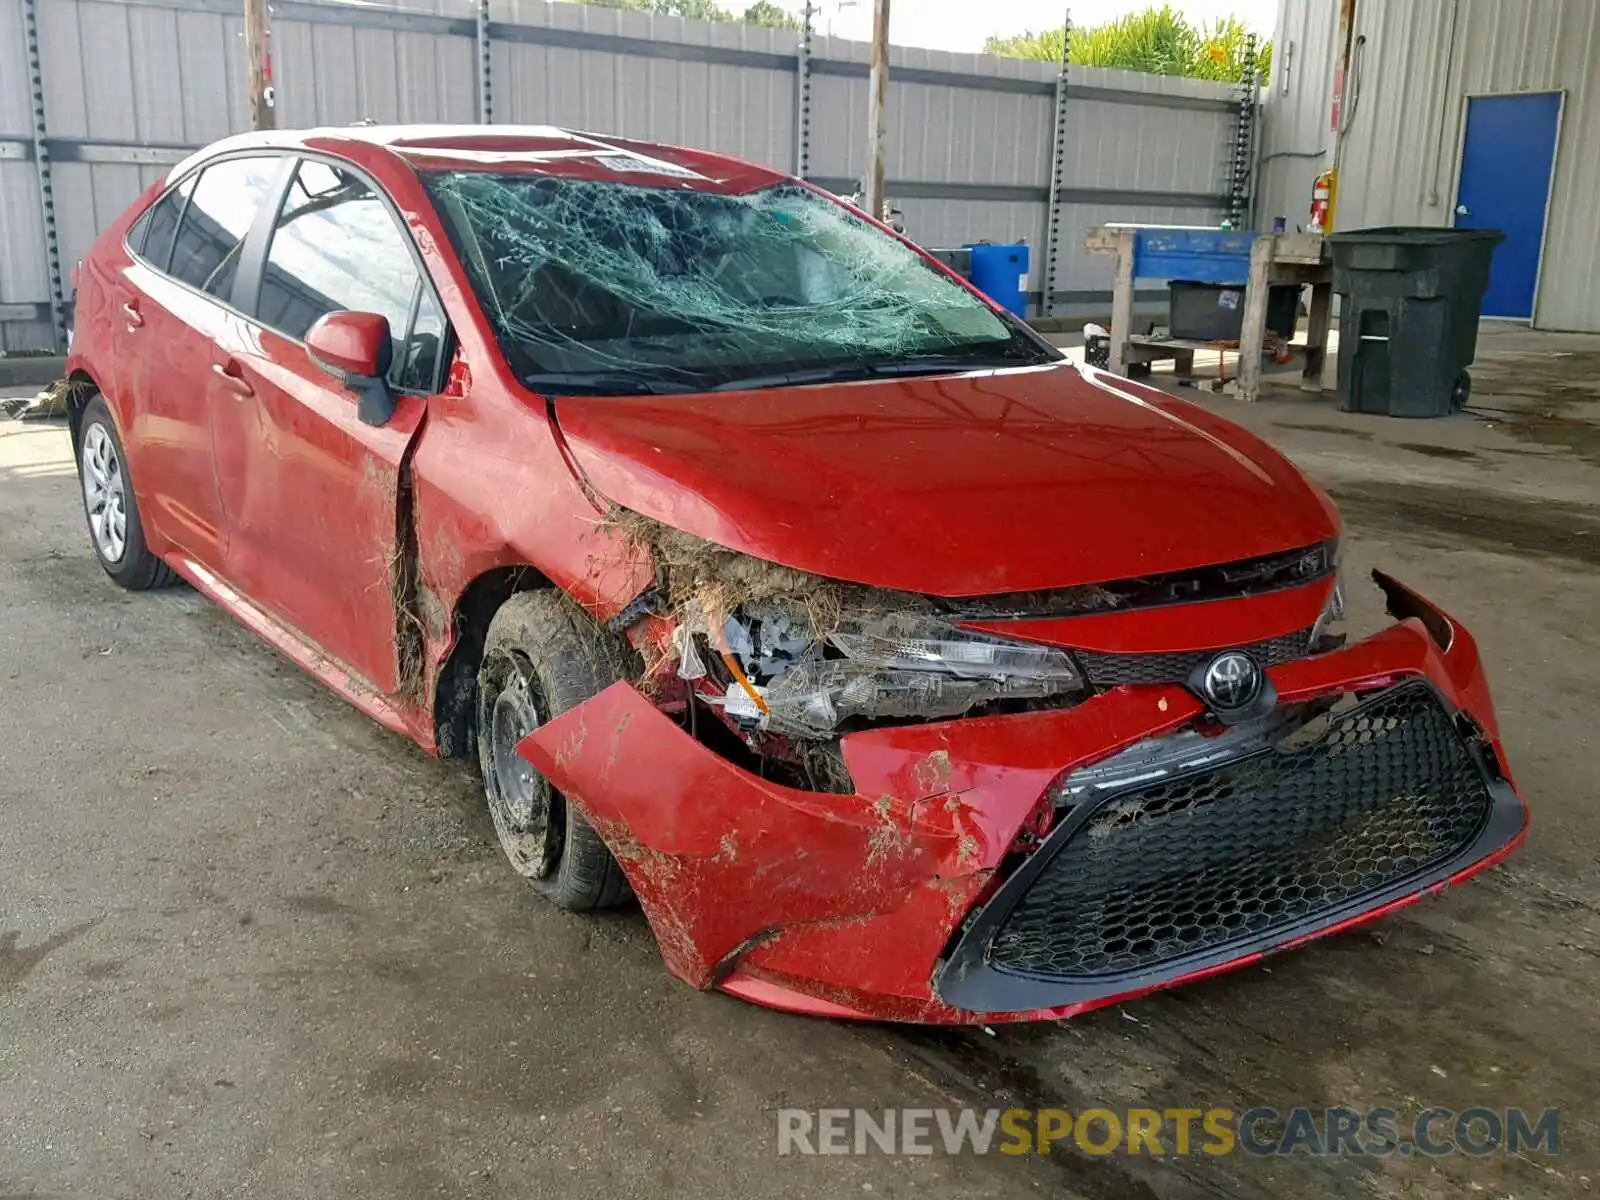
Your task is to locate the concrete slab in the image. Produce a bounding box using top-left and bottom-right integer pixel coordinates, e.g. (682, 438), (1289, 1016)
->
(3, 330), (1598, 1197)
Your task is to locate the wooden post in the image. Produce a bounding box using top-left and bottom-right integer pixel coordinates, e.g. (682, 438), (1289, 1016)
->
(864, 0), (890, 221)
(1234, 233), (1276, 401)
(1108, 228), (1135, 374)
(244, 0), (275, 131)
(1301, 278), (1333, 392)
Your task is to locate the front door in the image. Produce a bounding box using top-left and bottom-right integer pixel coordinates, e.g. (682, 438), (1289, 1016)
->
(1454, 92), (1563, 320)
(209, 157), (447, 694)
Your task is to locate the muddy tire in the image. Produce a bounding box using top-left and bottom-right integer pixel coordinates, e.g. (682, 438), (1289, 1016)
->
(476, 591), (632, 911)
(76, 394), (178, 590)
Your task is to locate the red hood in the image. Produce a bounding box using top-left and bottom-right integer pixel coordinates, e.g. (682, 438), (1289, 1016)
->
(553, 362), (1339, 596)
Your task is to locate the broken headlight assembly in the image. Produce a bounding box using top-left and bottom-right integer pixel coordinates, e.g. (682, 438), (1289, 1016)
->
(695, 606), (1085, 739)
(1310, 552), (1347, 652)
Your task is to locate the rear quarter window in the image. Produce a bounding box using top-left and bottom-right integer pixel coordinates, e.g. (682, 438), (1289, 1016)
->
(128, 176), (194, 271)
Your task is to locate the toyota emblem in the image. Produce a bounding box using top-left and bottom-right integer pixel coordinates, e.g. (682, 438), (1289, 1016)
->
(1200, 651), (1263, 710)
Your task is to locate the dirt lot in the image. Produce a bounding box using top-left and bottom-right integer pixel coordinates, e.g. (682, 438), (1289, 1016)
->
(2, 325), (1597, 1198)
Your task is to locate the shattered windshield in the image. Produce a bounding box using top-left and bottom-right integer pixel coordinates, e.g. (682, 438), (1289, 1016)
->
(423, 171), (1053, 394)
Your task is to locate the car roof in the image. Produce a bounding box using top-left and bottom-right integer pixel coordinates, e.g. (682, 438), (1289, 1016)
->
(180, 124), (790, 193)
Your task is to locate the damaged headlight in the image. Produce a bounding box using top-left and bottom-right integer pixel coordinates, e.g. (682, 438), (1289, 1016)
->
(829, 616), (1075, 680)
(706, 608), (1084, 738)
(1310, 561), (1346, 651)
(616, 515), (1084, 740)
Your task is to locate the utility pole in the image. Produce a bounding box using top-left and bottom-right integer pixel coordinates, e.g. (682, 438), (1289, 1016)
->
(864, 0), (890, 221)
(244, 0), (275, 131)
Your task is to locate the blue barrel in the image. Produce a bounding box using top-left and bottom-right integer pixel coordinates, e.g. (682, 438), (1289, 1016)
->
(966, 242), (1030, 315)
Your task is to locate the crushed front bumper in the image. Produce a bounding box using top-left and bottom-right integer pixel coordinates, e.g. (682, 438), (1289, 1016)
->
(518, 573), (1527, 1024)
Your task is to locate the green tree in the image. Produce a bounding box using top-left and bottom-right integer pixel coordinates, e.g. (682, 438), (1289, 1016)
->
(740, 0), (802, 30)
(984, 6), (1270, 84)
(574, 0), (803, 30)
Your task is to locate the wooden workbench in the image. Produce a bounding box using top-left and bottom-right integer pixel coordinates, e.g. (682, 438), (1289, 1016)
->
(1084, 224), (1335, 402)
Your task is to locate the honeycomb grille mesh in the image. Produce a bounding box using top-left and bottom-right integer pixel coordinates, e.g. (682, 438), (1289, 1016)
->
(989, 682), (1493, 981)
(1074, 627), (1315, 688)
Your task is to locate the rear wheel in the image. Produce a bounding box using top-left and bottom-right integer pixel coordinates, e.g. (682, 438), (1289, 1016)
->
(76, 395), (177, 590)
(475, 592), (632, 911)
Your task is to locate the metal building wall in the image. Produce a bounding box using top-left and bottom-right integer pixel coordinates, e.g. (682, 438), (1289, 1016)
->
(1255, 0), (1340, 232)
(1260, 0), (1600, 332)
(0, 0), (1240, 352)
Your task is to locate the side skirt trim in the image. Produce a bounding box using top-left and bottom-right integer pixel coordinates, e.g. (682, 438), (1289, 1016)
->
(165, 552), (436, 751)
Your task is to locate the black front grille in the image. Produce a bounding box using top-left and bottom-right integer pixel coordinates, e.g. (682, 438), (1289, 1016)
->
(987, 681), (1494, 981)
(945, 541), (1336, 619)
(1075, 626), (1314, 688)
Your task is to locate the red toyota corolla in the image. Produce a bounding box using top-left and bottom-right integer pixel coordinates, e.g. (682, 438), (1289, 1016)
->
(65, 125), (1525, 1023)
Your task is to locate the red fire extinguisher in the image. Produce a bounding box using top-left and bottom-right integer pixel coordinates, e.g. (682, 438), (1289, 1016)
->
(1310, 168), (1338, 233)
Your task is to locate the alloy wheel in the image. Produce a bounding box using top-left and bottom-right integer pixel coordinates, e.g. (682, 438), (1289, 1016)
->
(81, 423), (128, 564)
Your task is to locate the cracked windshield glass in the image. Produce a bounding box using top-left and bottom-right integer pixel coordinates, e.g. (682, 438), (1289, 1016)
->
(423, 166), (1053, 394)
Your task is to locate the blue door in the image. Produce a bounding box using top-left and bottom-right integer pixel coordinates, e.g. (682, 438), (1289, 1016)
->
(1455, 92), (1562, 319)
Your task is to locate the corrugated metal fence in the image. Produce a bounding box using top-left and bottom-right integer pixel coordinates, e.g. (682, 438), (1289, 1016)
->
(0, 0), (1241, 352)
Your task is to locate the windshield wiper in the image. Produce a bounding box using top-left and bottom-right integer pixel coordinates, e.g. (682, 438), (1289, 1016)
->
(520, 371), (698, 396)
(710, 363), (881, 391)
(866, 351), (1056, 376)
(710, 347), (1056, 392)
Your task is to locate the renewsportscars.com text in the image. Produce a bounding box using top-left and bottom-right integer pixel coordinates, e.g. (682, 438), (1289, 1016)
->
(775, 1106), (1560, 1159)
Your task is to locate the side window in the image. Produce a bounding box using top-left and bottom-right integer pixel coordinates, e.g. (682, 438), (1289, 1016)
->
(257, 160), (434, 388)
(168, 156), (281, 299)
(130, 176), (195, 271)
(395, 286), (446, 393)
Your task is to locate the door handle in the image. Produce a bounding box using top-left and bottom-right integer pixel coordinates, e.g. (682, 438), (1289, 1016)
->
(211, 360), (254, 398)
(121, 301), (143, 329)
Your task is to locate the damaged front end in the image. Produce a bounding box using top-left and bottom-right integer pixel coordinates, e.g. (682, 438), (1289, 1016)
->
(595, 515), (1110, 795)
(521, 524), (1527, 1024)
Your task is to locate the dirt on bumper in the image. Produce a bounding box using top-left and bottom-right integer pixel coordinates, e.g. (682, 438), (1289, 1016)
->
(518, 572), (1528, 1024)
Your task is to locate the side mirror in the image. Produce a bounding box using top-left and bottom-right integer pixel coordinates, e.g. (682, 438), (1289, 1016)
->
(306, 311), (396, 427)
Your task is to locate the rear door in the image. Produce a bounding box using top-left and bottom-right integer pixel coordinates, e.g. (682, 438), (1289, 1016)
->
(209, 157), (447, 693)
(119, 155), (289, 568)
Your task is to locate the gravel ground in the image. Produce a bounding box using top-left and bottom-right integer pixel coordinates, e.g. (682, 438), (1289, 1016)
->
(3, 326), (1597, 1198)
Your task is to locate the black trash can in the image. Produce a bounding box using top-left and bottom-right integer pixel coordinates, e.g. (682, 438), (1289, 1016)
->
(1327, 227), (1504, 418)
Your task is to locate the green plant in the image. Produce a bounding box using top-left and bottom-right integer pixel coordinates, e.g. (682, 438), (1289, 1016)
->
(984, 6), (1270, 84)
(1192, 17), (1272, 82)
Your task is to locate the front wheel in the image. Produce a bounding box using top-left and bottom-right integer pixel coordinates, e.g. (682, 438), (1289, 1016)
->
(76, 395), (177, 590)
(475, 592), (632, 911)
